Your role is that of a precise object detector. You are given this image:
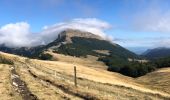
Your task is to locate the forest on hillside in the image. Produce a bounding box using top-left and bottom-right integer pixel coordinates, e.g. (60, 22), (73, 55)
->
(100, 56), (170, 77)
(52, 37), (170, 77)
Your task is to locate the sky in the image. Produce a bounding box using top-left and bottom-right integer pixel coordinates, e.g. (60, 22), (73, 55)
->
(1, 0), (170, 54)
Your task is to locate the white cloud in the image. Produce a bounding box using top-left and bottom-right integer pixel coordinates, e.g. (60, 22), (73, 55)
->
(131, 5), (170, 33)
(0, 22), (32, 47)
(41, 18), (112, 43)
(114, 38), (154, 48)
(0, 18), (112, 48)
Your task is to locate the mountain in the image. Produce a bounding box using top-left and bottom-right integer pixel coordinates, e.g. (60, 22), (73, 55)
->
(0, 29), (142, 77)
(1, 29), (169, 78)
(142, 47), (170, 59)
(47, 29), (137, 57)
(0, 44), (45, 58)
(127, 47), (148, 55)
(0, 29), (138, 59)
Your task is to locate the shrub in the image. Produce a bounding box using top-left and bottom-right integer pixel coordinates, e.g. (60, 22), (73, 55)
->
(39, 53), (52, 60)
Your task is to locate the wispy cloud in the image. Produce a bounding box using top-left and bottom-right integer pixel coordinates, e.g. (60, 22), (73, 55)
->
(0, 18), (111, 47)
(40, 0), (97, 18)
(114, 37), (170, 48)
(127, 0), (170, 33)
(131, 9), (170, 33)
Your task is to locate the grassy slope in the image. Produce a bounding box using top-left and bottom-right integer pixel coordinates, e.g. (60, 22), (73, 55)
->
(48, 52), (108, 69)
(0, 64), (22, 100)
(15, 62), (74, 100)
(137, 68), (170, 94)
(1, 51), (170, 99)
(31, 58), (170, 98)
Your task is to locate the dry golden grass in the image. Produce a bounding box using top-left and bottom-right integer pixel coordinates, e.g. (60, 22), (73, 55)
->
(14, 62), (73, 100)
(0, 64), (22, 100)
(31, 59), (170, 98)
(1, 51), (170, 99)
(28, 62), (169, 100)
(48, 52), (108, 69)
(137, 68), (170, 94)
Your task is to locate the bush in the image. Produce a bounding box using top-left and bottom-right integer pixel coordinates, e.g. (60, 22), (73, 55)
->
(39, 53), (52, 60)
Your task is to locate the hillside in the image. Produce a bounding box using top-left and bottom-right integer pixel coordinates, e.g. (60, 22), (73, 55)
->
(142, 47), (170, 59)
(45, 29), (137, 58)
(0, 52), (170, 100)
(47, 52), (108, 69)
(0, 44), (45, 58)
(45, 30), (143, 77)
(137, 68), (170, 94)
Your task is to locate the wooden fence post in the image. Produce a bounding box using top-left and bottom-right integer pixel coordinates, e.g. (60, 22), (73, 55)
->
(74, 66), (77, 87)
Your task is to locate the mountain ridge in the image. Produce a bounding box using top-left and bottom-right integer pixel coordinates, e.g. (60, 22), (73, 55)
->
(142, 47), (170, 59)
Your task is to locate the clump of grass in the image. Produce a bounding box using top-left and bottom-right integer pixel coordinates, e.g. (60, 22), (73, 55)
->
(0, 55), (13, 65)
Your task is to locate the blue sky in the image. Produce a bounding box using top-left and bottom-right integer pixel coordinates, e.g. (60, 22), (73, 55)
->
(1, 0), (170, 54)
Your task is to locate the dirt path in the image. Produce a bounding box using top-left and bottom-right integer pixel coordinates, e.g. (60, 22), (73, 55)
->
(0, 64), (22, 100)
(10, 65), (38, 100)
(15, 62), (83, 100)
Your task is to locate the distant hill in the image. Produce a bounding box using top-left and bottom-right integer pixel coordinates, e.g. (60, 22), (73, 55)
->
(142, 47), (170, 59)
(127, 47), (148, 55)
(0, 44), (45, 58)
